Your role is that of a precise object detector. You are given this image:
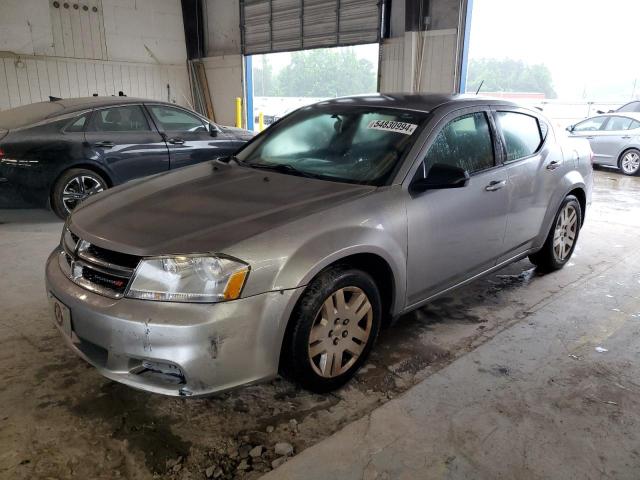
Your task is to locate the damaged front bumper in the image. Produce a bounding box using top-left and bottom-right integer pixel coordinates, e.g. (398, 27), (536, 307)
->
(45, 248), (302, 397)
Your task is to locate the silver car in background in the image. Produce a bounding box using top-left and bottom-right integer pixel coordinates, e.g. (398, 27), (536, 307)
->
(45, 94), (593, 396)
(567, 112), (640, 175)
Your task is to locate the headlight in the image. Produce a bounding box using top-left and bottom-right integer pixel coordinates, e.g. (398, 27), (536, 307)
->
(126, 255), (249, 303)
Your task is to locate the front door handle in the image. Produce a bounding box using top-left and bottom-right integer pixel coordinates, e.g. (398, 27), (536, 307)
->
(586, 136), (594, 140)
(546, 160), (561, 170)
(622, 135), (631, 140)
(485, 180), (506, 192)
(94, 141), (114, 148)
(167, 138), (185, 145)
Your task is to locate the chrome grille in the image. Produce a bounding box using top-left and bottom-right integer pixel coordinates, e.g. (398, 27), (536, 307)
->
(59, 227), (140, 299)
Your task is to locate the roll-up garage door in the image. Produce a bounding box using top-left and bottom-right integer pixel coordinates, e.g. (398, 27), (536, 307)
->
(241, 0), (382, 55)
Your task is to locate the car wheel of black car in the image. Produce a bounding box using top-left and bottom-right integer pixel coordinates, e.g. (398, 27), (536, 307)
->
(51, 168), (107, 219)
(529, 195), (582, 272)
(282, 266), (381, 393)
(619, 148), (640, 176)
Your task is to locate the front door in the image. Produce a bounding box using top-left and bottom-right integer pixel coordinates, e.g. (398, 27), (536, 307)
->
(405, 109), (508, 307)
(84, 104), (169, 183)
(145, 104), (238, 170)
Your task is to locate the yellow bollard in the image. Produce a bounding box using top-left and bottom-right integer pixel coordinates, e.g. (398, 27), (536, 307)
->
(258, 112), (264, 132)
(235, 97), (242, 129)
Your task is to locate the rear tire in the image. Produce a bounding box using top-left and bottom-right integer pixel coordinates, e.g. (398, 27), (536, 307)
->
(281, 266), (381, 393)
(619, 149), (640, 176)
(51, 168), (107, 219)
(529, 195), (582, 272)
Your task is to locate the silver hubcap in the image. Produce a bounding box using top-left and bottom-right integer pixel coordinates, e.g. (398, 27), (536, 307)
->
(621, 152), (640, 174)
(553, 204), (578, 261)
(62, 175), (104, 213)
(308, 286), (373, 378)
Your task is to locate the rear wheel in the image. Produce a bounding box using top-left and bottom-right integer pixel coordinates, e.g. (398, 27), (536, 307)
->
(619, 149), (640, 176)
(281, 266), (381, 392)
(51, 168), (107, 219)
(529, 195), (581, 272)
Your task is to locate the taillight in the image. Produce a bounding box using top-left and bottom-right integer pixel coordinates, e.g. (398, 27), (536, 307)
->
(0, 147), (4, 159)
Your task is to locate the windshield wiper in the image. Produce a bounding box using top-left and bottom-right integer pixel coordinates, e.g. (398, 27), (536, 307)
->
(246, 162), (323, 179)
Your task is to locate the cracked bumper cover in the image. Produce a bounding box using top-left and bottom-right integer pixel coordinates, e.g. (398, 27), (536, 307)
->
(45, 248), (302, 397)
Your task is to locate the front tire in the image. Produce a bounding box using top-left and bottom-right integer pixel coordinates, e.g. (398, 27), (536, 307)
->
(619, 149), (640, 176)
(529, 195), (582, 272)
(51, 168), (107, 219)
(281, 266), (382, 393)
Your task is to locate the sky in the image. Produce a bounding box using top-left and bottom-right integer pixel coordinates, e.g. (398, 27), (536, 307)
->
(468, 0), (640, 101)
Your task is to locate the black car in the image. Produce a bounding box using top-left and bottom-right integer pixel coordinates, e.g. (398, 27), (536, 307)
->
(0, 97), (254, 218)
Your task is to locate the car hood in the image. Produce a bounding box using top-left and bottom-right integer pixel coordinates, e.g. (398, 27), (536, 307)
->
(70, 161), (375, 256)
(222, 125), (255, 141)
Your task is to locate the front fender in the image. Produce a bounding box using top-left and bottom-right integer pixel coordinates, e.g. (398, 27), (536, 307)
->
(274, 226), (407, 316)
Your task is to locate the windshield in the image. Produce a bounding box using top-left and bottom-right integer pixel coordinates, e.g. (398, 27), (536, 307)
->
(236, 106), (428, 185)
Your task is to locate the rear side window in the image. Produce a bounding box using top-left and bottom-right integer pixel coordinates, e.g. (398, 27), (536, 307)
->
(421, 112), (495, 175)
(497, 112), (543, 162)
(87, 105), (150, 132)
(65, 114), (89, 133)
(630, 120), (640, 130)
(603, 116), (633, 131)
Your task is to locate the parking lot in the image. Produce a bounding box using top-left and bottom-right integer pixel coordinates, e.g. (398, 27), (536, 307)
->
(1, 168), (638, 479)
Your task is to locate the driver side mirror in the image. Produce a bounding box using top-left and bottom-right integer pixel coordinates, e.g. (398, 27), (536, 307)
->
(410, 163), (470, 194)
(566, 125), (575, 132)
(209, 123), (219, 137)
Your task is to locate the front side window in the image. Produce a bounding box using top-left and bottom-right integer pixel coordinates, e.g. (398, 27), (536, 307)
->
(497, 111), (543, 162)
(419, 112), (495, 176)
(603, 116), (633, 131)
(147, 105), (208, 133)
(87, 105), (150, 132)
(573, 117), (607, 132)
(236, 107), (428, 185)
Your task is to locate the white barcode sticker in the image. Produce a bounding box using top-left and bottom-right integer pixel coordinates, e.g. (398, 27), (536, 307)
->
(367, 120), (418, 135)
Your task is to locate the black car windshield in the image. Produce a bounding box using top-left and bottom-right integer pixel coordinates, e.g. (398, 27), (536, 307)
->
(236, 106), (429, 185)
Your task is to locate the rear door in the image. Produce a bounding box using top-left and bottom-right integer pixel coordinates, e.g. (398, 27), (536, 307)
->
(596, 115), (636, 166)
(84, 104), (169, 183)
(495, 109), (560, 259)
(145, 104), (237, 169)
(405, 108), (509, 306)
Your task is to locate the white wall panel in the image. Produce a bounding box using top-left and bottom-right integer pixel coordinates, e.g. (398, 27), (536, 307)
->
(0, 54), (190, 111)
(379, 29), (459, 95)
(202, 55), (244, 126)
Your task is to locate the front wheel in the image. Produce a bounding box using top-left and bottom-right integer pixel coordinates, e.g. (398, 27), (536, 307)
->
(619, 149), (640, 176)
(281, 266), (381, 393)
(51, 168), (107, 219)
(529, 195), (582, 272)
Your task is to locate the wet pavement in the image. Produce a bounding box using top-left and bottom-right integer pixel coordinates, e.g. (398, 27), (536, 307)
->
(0, 170), (639, 479)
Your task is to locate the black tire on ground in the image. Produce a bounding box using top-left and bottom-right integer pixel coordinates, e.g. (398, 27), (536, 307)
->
(529, 195), (582, 273)
(51, 168), (108, 219)
(618, 148), (640, 176)
(281, 266), (382, 393)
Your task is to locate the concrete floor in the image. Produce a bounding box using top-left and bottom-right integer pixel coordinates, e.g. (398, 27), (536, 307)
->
(0, 169), (639, 479)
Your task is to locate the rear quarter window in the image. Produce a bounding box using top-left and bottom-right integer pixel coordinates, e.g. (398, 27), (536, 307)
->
(497, 111), (543, 162)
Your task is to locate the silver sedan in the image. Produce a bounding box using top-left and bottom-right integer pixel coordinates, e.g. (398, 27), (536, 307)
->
(45, 94), (593, 396)
(567, 112), (640, 175)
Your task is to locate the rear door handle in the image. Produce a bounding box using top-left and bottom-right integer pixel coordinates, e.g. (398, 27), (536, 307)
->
(586, 136), (594, 140)
(546, 160), (561, 170)
(622, 135), (631, 139)
(167, 138), (185, 145)
(485, 180), (506, 191)
(94, 141), (114, 148)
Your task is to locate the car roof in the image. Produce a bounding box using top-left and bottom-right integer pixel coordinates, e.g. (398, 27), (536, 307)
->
(0, 96), (189, 130)
(312, 93), (520, 113)
(584, 112), (640, 121)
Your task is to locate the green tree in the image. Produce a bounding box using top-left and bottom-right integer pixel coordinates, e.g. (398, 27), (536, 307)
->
(466, 58), (557, 98)
(258, 48), (377, 98)
(253, 56), (279, 96)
